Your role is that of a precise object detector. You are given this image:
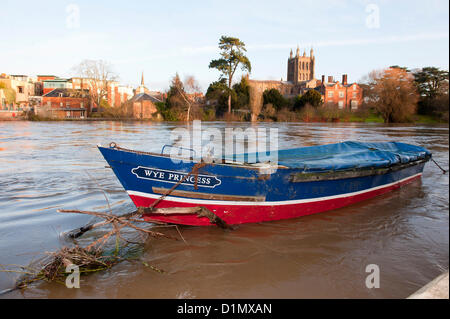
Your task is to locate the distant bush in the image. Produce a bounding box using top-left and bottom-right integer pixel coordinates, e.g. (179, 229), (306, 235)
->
(293, 90), (323, 110)
(155, 101), (180, 121)
(275, 108), (302, 122)
(262, 89), (288, 110)
(298, 104), (317, 122)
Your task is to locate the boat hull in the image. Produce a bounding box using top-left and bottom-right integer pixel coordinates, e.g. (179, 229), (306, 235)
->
(98, 145), (427, 226)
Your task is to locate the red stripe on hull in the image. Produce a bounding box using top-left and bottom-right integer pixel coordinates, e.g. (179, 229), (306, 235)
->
(130, 174), (421, 226)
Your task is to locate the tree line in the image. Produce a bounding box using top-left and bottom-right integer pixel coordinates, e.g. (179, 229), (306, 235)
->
(362, 66), (449, 123)
(65, 36), (448, 123)
(159, 36), (448, 123)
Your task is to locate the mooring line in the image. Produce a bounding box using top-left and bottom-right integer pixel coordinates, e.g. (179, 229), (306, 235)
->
(431, 158), (448, 174)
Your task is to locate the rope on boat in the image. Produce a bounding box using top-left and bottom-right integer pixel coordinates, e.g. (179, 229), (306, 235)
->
(431, 158), (447, 174)
(109, 142), (163, 157)
(148, 162), (208, 209)
(109, 142), (231, 228)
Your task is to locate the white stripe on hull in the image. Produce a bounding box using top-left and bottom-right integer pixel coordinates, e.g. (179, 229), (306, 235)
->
(127, 173), (422, 207)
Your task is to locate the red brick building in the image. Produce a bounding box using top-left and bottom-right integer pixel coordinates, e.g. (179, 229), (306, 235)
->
(315, 74), (363, 110)
(248, 49), (363, 110)
(39, 77), (133, 108)
(41, 88), (90, 119)
(130, 93), (160, 119)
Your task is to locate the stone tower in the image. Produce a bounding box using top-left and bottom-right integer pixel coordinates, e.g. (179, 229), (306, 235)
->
(287, 46), (315, 84)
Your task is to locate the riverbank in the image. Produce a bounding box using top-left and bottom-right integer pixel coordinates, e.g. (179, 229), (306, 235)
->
(1, 112), (448, 124)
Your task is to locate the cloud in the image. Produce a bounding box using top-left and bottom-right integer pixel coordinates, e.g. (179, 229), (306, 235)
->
(247, 32), (450, 50)
(118, 32), (449, 64)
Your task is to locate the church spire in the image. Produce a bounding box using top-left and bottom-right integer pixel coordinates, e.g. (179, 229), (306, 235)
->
(290, 49), (293, 59)
(296, 45), (300, 57)
(137, 71), (148, 94)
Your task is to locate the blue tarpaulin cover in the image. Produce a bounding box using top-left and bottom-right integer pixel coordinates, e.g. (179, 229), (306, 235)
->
(226, 141), (431, 172)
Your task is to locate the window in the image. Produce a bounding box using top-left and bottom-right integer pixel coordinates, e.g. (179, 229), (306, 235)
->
(80, 102), (84, 109)
(328, 91), (334, 98)
(338, 101), (344, 109)
(18, 87), (24, 94)
(352, 92), (357, 98)
(339, 91), (344, 98)
(353, 84), (357, 90)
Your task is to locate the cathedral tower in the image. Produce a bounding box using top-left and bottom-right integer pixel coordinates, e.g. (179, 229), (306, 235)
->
(287, 47), (315, 84)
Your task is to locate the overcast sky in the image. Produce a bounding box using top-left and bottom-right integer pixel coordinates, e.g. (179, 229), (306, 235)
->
(1, 0), (448, 92)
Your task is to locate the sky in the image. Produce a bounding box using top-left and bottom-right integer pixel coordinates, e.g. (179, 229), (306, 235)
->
(0, 0), (448, 93)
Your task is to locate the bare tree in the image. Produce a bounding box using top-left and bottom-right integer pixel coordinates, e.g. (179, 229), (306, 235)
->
(184, 75), (201, 121)
(364, 67), (418, 123)
(73, 60), (118, 109)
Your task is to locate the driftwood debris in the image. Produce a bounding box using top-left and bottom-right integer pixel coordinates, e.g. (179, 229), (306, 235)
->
(0, 204), (232, 293)
(139, 206), (232, 229)
(0, 158), (233, 293)
(64, 205), (231, 240)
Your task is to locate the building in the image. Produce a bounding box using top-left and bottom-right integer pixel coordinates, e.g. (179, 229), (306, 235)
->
(315, 74), (363, 109)
(248, 48), (363, 110)
(35, 75), (56, 96)
(0, 89), (6, 109)
(40, 88), (90, 119)
(129, 73), (161, 119)
(288, 46), (315, 84)
(1, 71), (134, 114)
(0, 74), (36, 109)
(71, 77), (133, 107)
(42, 78), (72, 95)
(107, 82), (134, 107)
(248, 47), (320, 98)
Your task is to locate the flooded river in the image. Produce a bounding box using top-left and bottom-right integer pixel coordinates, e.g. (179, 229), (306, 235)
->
(0, 121), (448, 298)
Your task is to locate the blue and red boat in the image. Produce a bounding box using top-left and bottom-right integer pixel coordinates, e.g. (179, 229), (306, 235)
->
(98, 141), (431, 226)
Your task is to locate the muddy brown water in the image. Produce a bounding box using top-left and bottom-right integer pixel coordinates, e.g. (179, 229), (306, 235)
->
(0, 121), (448, 298)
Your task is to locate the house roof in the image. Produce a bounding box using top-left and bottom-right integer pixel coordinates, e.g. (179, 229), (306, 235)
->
(43, 88), (89, 98)
(321, 81), (359, 88)
(43, 78), (70, 83)
(132, 92), (162, 103)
